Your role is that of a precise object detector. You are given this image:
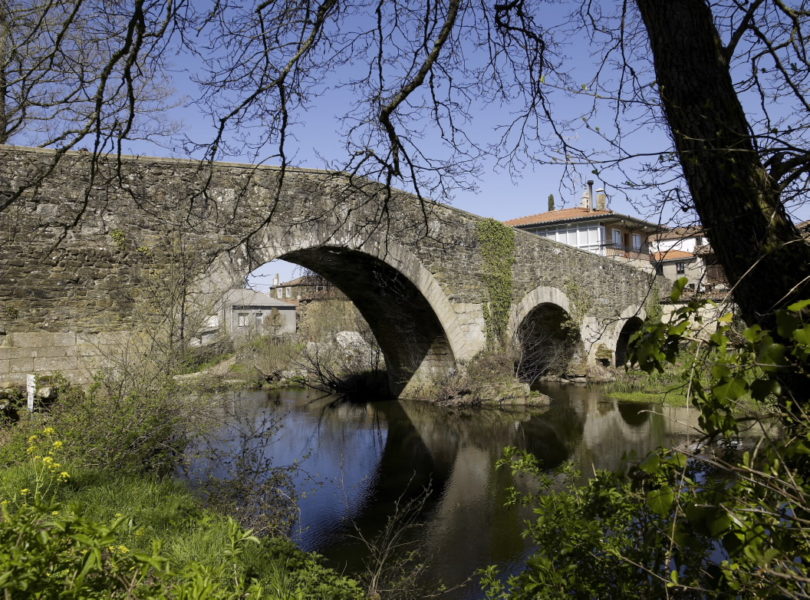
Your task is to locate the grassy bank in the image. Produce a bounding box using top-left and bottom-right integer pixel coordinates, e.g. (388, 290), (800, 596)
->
(0, 369), (364, 599)
(604, 367), (691, 407)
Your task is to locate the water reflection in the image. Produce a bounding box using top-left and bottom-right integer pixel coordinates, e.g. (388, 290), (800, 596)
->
(186, 384), (702, 599)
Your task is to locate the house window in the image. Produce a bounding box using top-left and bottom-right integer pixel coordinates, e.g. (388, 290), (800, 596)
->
(612, 229), (623, 248)
(655, 263), (664, 276)
(276, 288), (283, 299)
(255, 312), (263, 326)
(631, 233), (642, 251)
(285, 287), (291, 298)
(237, 313), (248, 327)
(676, 262), (686, 274)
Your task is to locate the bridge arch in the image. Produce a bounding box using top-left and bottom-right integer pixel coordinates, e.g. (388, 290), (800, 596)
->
(508, 286), (584, 382)
(210, 234), (468, 398)
(600, 305), (647, 367)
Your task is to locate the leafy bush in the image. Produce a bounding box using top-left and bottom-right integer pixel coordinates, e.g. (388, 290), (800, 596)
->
(0, 427), (364, 599)
(46, 376), (197, 475)
(484, 287), (810, 598)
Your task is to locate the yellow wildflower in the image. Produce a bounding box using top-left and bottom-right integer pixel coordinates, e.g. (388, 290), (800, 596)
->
(42, 456), (54, 465)
(58, 472), (70, 482)
(42, 427), (55, 435)
(20, 488), (29, 495)
(52, 441), (63, 449)
(27, 435), (38, 444)
(117, 545), (129, 553)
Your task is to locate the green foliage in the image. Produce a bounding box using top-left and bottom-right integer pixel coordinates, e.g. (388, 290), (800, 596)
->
(477, 218), (515, 347)
(481, 449), (707, 599)
(485, 287), (810, 598)
(109, 228), (127, 249)
(43, 375), (196, 475)
(0, 428), (364, 599)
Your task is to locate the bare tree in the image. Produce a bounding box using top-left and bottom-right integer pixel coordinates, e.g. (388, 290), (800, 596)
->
(1, 1), (808, 397)
(0, 0), (176, 212)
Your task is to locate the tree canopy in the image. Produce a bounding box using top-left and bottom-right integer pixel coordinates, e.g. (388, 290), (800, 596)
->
(1, 1), (808, 341)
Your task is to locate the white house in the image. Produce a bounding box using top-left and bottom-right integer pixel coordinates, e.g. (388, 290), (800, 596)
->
(504, 185), (660, 269)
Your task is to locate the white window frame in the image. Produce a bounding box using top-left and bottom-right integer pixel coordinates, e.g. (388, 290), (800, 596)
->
(237, 313), (248, 327)
(631, 233), (642, 251)
(612, 229), (623, 248)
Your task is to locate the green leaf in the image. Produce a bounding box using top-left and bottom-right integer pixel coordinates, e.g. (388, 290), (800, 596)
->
(647, 486), (675, 516)
(787, 299), (810, 312)
(670, 277), (688, 302)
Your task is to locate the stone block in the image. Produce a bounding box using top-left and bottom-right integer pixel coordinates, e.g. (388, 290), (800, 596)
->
(0, 347), (37, 360)
(36, 346), (77, 359)
(34, 356), (78, 371)
(10, 331), (77, 348)
(9, 358), (34, 372)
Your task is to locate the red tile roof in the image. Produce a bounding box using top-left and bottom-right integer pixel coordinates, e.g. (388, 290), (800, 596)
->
(651, 226), (704, 241)
(652, 249), (695, 262)
(504, 207), (613, 227)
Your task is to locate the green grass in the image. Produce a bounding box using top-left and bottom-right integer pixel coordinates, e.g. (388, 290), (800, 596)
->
(604, 389), (691, 407)
(605, 366), (692, 407)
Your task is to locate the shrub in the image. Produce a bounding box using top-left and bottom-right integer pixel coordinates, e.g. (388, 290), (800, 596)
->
(0, 427), (364, 599)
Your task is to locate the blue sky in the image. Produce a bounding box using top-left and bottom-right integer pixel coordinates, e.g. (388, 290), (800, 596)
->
(95, 4), (805, 291)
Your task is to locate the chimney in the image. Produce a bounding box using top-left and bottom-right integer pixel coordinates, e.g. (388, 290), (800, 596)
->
(587, 180), (595, 211)
(548, 193), (555, 212)
(272, 273), (280, 287)
(596, 188), (607, 211)
(580, 187), (591, 210)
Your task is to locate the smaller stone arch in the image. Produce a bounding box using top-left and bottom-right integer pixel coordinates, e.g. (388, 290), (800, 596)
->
(509, 286), (585, 382)
(615, 316), (645, 367)
(508, 286), (573, 334)
(594, 305), (647, 368)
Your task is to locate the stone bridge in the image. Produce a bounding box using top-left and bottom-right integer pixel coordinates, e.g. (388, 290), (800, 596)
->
(0, 145), (654, 398)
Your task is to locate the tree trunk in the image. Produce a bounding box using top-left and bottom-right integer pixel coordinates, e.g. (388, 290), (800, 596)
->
(0, 4), (8, 144)
(635, 0), (810, 322)
(636, 0), (810, 408)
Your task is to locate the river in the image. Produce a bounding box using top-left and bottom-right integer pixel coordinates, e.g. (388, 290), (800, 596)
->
(184, 383), (701, 599)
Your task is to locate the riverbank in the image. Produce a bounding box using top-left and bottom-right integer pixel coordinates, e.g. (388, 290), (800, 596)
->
(0, 371), (365, 599)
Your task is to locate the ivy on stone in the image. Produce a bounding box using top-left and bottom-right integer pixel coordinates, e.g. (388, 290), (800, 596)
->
(476, 218), (515, 348)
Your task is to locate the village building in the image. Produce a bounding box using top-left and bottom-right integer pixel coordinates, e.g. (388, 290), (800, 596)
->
(193, 288), (296, 345)
(504, 183), (660, 269)
(269, 273), (346, 307)
(649, 226), (727, 291)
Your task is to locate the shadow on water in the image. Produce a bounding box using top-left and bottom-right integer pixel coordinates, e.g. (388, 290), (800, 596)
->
(185, 383), (703, 599)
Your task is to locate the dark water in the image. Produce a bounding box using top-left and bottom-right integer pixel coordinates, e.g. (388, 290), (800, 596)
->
(187, 384), (701, 598)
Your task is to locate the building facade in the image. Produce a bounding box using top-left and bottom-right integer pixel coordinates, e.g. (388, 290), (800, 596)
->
(504, 187), (659, 269)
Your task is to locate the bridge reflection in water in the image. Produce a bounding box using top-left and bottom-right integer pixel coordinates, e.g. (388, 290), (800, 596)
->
(186, 386), (701, 599)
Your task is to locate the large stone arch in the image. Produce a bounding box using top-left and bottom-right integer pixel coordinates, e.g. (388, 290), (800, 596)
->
(205, 234), (469, 398)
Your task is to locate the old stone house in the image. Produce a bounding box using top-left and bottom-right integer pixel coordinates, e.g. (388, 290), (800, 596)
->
(649, 226), (727, 291)
(193, 288), (296, 345)
(268, 273), (346, 308)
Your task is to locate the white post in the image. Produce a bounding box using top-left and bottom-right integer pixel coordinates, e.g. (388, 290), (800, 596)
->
(26, 374), (36, 412)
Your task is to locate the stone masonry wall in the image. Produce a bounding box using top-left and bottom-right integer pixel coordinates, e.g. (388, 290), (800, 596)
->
(0, 145), (655, 391)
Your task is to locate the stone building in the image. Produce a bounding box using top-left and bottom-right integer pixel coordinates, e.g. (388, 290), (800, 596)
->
(194, 288), (296, 345)
(269, 273), (346, 307)
(649, 226), (727, 291)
